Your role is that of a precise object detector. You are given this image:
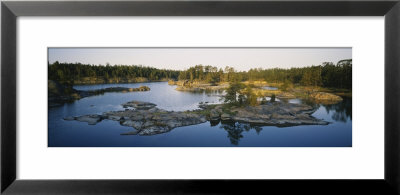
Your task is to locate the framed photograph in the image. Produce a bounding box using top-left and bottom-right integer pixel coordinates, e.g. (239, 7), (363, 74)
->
(47, 47), (352, 147)
(2, 0), (400, 194)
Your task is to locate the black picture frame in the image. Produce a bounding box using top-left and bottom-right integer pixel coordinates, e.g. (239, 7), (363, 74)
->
(1, 0), (399, 194)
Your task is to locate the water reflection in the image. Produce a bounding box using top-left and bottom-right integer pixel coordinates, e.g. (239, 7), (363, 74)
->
(219, 121), (263, 145)
(323, 97), (352, 122)
(50, 82), (352, 147)
(215, 97), (352, 145)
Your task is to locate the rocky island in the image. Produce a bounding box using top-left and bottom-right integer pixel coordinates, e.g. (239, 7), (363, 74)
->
(168, 80), (229, 92)
(64, 100), (329, 136)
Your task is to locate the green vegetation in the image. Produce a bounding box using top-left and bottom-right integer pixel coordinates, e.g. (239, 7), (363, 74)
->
(176, 60), (351, 90)
(178, 65), (225, 85)
(49, 59), (351, 90)
(222, 81), (258, 107)
(49, 59), (351, 107)
(280, 80), (291, 92)
(246, 59), (352, 89)
(270, 94), (276, 103)
(243, 85), (258, 106)
(223, 82), (245, 105)
(48, 61), (180, 85)
(178, 65), (245, 84)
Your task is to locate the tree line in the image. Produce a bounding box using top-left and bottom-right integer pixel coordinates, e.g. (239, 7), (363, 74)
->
(177, 59), (351, 89)
(49, 59), (351, 90)
(48, 61), (180, 85)
(246, 59), (352, 89)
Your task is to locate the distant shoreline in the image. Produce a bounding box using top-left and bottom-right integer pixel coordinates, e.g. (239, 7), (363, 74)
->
(72, 79), (169, 86)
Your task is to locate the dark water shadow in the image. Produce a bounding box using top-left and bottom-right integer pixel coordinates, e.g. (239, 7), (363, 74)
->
(219, 120), (263, 145)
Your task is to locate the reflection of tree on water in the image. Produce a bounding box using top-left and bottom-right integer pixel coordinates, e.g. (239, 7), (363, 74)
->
(214, 97), (351, 145)
(302, 97), (352, 123)
(219, 121), (262, 145)
(279, 97), (352, 123)
(323, 97), (352, 122)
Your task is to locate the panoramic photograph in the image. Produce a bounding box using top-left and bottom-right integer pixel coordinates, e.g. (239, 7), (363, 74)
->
(48, 48), (352, 147)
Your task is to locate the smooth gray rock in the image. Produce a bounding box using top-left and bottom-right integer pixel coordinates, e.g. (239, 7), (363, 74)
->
(69, 100), (328, 136)
(75, 114), (102, 125)
(221, 113), (231, 121)
(108, 115), (121, 121)
(122, 101), (157, 110)
(209, 109), (220, 120)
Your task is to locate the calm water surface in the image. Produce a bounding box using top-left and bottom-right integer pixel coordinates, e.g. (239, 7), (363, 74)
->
(48, 82), (352, 147)
(262, 86), (278, 90)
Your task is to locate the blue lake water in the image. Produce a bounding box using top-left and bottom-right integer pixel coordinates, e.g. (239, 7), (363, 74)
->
(48, 82), (352, 147)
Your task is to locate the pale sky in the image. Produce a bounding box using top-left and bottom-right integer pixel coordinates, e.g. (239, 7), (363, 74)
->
(48, 48), (352, 71)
